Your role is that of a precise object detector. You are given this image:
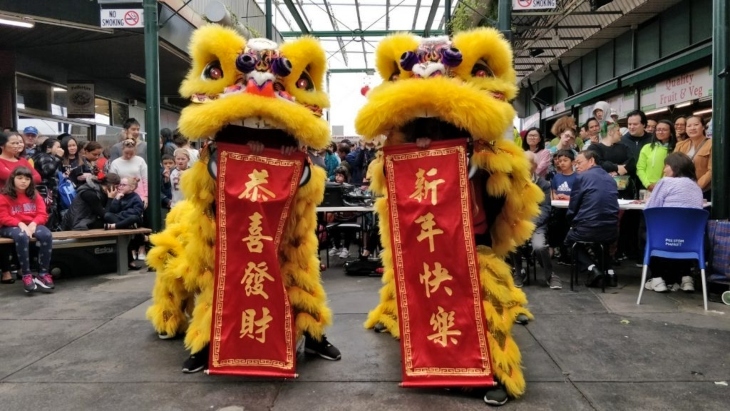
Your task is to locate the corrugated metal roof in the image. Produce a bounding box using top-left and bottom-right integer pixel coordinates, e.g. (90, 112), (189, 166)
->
(513, 0), (683, 83)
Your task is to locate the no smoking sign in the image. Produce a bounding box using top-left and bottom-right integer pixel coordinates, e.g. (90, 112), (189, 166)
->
(513, 0), (557, 10)
(100, 8), (144, 28)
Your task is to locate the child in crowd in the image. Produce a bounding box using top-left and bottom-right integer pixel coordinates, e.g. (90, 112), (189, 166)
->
(0, 167), (54, 293)
(551, 149), (576, 200)
(104, 177), (145, 270)
(161, 154), (174, 212)
(549, 149), (577, 265)
(170, 148), (190, 207)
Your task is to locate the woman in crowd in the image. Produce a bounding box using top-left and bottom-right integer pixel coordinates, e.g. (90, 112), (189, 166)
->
(674, 116), (687, 142)
(587, 123), (636, 199)
(160, 128), (177, 157)
(643, 152), (703, 293)
(637, 120), (676, 192)
(324, 141), (340, 181)
(60, 134), (82, 175)
(69, 141), (104, 187)
(522, 127), (551, 178)
(172, 129), (199, 165)
(0, 167), (54, 293)
(674, 115), (711, 200)
(62, 173), (121, 231)
(109, 139), (148, 209)
(104, 176), (145, 270)
(32, 138), (64, 230)
(0, 132), (41, 187)
(582, 117), (601, 150)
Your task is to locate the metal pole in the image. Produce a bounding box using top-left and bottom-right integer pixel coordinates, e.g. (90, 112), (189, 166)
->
(498, 0), (512, 43)
(144, 0), (162, 232)
(444, 0), (451, 35)
(266, 0), (273, 40)
(712, 0), (730, 219)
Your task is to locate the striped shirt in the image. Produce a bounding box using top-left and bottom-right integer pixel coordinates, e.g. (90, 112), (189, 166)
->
(645, 177), (703, 209)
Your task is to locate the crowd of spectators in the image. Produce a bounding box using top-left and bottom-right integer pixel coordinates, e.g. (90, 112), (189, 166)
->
(515, 105), (712, 292)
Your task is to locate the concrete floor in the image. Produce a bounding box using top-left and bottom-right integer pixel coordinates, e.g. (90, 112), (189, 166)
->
(0, 259), (728, 410)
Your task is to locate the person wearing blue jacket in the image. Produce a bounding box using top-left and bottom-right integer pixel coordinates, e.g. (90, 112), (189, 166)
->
(103, 176), (145, 270)
(566, 150), (619, 287)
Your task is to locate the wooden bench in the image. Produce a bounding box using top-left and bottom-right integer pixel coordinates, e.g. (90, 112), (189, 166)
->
(0, 228), (152, 275)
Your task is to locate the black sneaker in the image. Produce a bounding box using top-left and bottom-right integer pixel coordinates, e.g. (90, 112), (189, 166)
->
(304, 334), (342, 361)
(22, 274), (36, 293)
(373, 322), (388, 333)
(515, 313), (529, 325)
(182, 346), (209, 373)
(513, 269), (525, 288)
(549, 275), (563, 290)
(158, 332), (177, 340)
(484, 385), (509, 406)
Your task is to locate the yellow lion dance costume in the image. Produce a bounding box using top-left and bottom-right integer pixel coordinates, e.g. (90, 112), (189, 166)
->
(356, 29), (542, 400)
(145, 25), (339, 370)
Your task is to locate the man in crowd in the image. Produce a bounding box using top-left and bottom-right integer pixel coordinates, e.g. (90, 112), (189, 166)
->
(565, 150), (619, 287)
(109, 118), (147, 163)
(22, 126), (39, 157)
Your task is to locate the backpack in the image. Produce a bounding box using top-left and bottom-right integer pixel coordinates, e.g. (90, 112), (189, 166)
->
(344, 258), (383, 277)
(56, 171), (77, 210)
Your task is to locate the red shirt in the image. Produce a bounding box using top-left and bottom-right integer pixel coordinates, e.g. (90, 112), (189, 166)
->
(0, 191), (48, 226)
(0, 157), (42, 187)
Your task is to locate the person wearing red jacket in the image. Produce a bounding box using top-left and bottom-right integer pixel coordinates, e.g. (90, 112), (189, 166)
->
(0, 166), (54, 293)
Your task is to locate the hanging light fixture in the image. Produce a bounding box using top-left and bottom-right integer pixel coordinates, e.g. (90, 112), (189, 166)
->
(0, 14), (34, 28)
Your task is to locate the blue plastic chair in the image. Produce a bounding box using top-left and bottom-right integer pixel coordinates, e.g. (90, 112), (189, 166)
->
(637, 207), (709, 310)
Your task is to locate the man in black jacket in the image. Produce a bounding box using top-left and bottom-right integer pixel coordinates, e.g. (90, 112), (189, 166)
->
(566, 150), (619, 287)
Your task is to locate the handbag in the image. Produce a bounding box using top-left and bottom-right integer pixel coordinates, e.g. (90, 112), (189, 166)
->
(706, 220), (730, 282)
(56, 171), (77, 210)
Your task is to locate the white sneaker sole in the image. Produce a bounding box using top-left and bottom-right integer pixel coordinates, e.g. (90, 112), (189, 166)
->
(33, 278), (54, 290)
(304, 347), (341, 361)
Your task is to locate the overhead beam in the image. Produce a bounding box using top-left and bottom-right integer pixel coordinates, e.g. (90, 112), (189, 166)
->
(283, 0), (310, 34)
(354, 0), (368, 69)
(515, 25), (603, 30)
(322, 0), (348, 65)
(444, 0), (451, 35)
(514, 11), (623, 16)
(412, 0), (422, 30)
(328, 68), (376, 74)
(424, 0), (441, 37)
(281, 29), (445, 37)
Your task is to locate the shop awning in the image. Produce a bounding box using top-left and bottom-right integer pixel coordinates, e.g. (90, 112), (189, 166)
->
(620, 42), (712, 87)
(564, 79), (619, 107)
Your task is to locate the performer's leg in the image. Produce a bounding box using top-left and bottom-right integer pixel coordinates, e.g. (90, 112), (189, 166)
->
(477, 245), (529, 399)
(282, 169), (340, 360)
(363, 198), (400, 336)
(146, 205), (192, 339)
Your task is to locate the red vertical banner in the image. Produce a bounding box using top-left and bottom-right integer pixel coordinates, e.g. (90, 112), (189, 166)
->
(383, 139), (494, 387)
(209, 143), (303, 378)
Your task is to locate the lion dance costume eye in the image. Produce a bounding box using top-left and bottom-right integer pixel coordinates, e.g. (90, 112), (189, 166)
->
(356, 28), (543, 400)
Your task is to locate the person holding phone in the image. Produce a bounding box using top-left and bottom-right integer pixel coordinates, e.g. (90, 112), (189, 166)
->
(61, 173), (122, 231)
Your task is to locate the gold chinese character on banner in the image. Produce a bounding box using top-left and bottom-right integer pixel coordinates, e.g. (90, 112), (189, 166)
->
(419, 262), (453, 297)
(427, 306), (462, 347)
(240, 307), (273, 343)
(242, 212), (273, 253)
(409, 168), (445, 205)
(416, 212), (444, 252)
(238, 169), (276, 202)
(241, 262), (275, 299)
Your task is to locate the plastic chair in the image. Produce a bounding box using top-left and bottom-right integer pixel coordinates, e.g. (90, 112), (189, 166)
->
(637, 207), (709, 311)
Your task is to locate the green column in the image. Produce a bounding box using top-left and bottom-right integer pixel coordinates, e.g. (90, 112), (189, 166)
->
(144, 0), (162, 232)
(712, 0), (730, 219)
(266, 0), (273, 40)
(498, 0), (512, 43)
